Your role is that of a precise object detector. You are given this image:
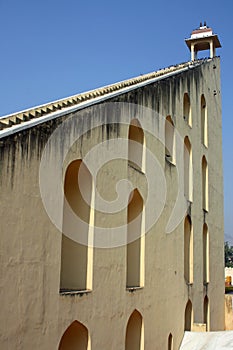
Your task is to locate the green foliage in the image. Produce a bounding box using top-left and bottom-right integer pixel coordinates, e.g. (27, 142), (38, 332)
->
(226, 286), (233, 293)
(225, 241), (233, 267)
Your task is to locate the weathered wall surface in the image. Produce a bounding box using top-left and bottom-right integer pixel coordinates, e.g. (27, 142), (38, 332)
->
(225, 295), (233, 330)
(0, 57), (224, 349)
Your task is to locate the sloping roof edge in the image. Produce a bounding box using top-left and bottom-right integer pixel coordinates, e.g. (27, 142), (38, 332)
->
(0, 58), (211, 139)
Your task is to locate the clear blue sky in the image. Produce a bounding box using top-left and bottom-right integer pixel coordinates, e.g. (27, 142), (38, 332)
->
(0, 0), (232, 241)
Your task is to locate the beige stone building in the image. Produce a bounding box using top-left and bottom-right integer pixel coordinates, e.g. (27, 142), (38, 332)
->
(0, 25), (224, 349)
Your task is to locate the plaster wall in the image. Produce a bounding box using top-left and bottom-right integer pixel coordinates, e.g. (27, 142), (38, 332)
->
(0, 57), (224, 349)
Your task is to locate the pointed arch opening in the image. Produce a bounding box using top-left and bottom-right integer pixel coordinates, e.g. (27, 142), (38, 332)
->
(204, 296), (210, 330)
(203, 223), (209, 284)
(184, 300), (193, 331)
(60, 159), (94, 292)
(125, 310), (144, 350)
(184, 136), (193, 202)
(128, 119), (145, 172)
(126, 189), (144, 288)
(183, 93), (192, 127)
(59, 320), (89, 350)
(202, 156), (208, 212)
(168, 333), (173, 350)
(201, 94), (208, 147)
(165, 115), (175, 164)
(184, 215), (193, 284)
